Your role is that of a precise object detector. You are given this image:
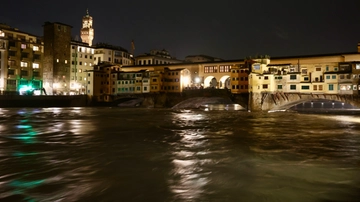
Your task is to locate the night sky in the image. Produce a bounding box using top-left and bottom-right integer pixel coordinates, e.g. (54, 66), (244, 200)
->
(1, 0), (360, 60)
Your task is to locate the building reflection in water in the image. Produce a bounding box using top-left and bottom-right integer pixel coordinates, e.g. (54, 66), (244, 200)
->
(0, 108), (99, 201)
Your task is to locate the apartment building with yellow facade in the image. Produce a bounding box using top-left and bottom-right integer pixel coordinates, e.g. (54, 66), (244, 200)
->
(0, 23), (44, 94)
(248, 49), (360, 96)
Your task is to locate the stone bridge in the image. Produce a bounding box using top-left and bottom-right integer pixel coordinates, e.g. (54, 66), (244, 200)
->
(249, 92), (360, 112)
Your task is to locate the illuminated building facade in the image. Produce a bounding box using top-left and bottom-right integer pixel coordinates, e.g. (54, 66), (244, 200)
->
(0, 23), (44, 94)
(86, 62), (121, 101)
(94, 43), (132, 66)
(70, 40), (94, 94)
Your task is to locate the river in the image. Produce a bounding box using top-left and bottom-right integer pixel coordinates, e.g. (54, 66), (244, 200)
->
(0, 107), (359, 202)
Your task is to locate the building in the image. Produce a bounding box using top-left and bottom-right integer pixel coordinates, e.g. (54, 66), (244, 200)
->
(135, 49), (183, 65)
(94, 43), (132, 66)
(80, 9), (94, 47)
(70, 40), (95, 94)
(185, 55), (223, 63)
(0, 23), (44, 94)
(161, 68), (191, 93)
(246, 50), (360, 96)
(230, 65), (249, 94)
(43, 22), (72, 95)
(86, 62), (121, 101)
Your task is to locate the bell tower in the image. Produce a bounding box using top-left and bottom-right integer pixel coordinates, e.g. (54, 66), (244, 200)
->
(80, 9), (94, 46)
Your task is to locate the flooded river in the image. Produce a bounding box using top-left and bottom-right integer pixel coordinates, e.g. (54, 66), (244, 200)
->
(0, 107), (359, 201)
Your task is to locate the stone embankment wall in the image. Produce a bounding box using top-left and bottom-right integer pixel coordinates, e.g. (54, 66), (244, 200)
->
(0, 95), (88, 108)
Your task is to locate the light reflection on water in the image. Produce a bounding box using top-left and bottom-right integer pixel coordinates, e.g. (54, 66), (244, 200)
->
(0, 107), (359, 201)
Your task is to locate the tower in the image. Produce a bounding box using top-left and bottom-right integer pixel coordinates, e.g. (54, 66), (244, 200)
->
(80, 9), (94, 46)
(43, 22), (72, 95)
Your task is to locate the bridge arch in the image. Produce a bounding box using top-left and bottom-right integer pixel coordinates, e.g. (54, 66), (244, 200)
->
(204, 76), (217, 88)
(219, 76), (231, 89)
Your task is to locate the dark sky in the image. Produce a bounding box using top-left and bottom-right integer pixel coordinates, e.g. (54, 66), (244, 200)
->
(1, 0), (360, 60)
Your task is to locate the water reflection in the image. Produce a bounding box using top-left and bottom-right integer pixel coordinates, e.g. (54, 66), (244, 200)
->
(168, 112), (211, 201)
(0, 108), (100, 201)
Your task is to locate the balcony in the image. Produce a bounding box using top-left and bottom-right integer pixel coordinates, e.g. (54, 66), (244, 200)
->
(21, 47), (32, 53)
(21, 56), (31, 62)
(33, 50), (42, 55)
(9, 46), (17, 51)
(8, 56), (18, 61)
(7, 74), (17, 79)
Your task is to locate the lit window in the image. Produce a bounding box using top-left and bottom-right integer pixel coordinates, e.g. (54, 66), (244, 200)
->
(84, 62), (87, 66)
(0, 31), (4, 37)
(56, 59), (59, 63)
(21, 44), (26, 49)
(65, 60), (68, 64)
(33, 46), (39, 51)
(33, 63), (39, 69)
(20, 62), (28, 67)
(89, 63), (92, 66)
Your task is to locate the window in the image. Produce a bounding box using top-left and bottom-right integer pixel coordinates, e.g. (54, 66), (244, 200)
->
(353, 85), (357, 90)
(20, 62), (28, 67)
(319, 85), (323, 90)
(21, 44), (26, 49)
(301, 85), (310, 90)
(33, 71), (40, 77)
(290, 75), (297, 80)
(290, 85), (296, 90)
(277, 85), (282, 90)
(65, 60), (68, 64)
(356, 64), (360, 70)
(8, 69), (15, 75)
(326, 66), (329, 71)
(33, 63), (39, 69)
(56, 59), (59, 63)
(264, 76), (268, 80)
(332, 75), (336, 79)
(253, 64), (260, 70)
(301, 69), (307, 74)
(313, 85), (317, 90)
(20, 70), (28, 76)
(262, 84), (268, 89)
(304, 77), (309, 81)
(329, 84), (334, 91)
(316, 67), (321, 71)
(33, 46), (39, 51)
(326, 75), (330, 79)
